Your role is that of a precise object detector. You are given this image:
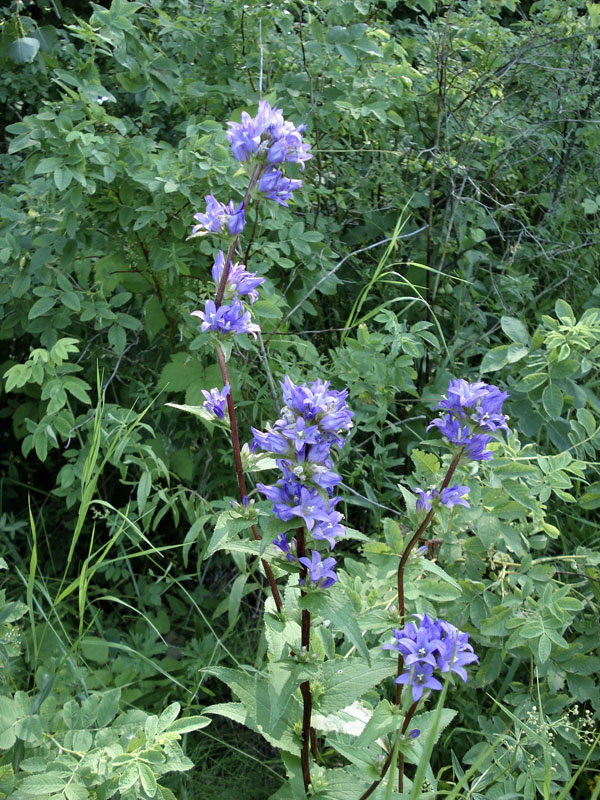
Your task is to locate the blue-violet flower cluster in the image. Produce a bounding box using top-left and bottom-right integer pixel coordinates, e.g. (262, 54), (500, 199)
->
(252, 376), (353, 589)
(211, 251), (265, 305)
(414, 485), (471, 512)
(227, 100), (312, 170)
(383, 614), (478, 702)
(191, 195), (246, 238)
(201, 385), (230, 420)
(427, 379), (509, 461)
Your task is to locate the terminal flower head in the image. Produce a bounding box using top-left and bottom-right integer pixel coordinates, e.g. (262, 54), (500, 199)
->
(383, 614), (478, 702)
(226, 100), (312, 169)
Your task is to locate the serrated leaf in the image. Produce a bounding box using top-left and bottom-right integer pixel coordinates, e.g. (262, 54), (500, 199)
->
(316, 658), (396, 716)
(301, 586), (370, 663)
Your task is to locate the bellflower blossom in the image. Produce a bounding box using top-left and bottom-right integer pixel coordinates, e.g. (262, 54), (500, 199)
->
(226, 100), (312, 169)
(191, 296), (260, 339)
(427, 379), (509, 461)
(298, 551), (338, 589)
(253, 377), (353, 586)
(190, 195), (246, 237)
(201, 384), (230, 419)
(259, 168), (303, 206)
(273, 533), (297, 563)
(414, 485), (471, 512)
(383, 614), (478, 703)
(211, 251), (265, 304)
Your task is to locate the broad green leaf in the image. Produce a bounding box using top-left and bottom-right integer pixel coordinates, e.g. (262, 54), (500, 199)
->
(501, 316), (529, 344)
(301, 586), (370, 663)
(542, 384), (564, 419)
(8, 37), (40, 63)
(166, 715), (211, 734)
(315, 657), (396, 716)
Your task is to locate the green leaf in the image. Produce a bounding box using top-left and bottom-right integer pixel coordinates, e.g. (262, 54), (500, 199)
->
(480, 345), (510, 373)
(537, 634), (551, 664)
(28, 296), (57, 319)
(166, 715), (211, 734)
(19, 774), (66, 794)
(554, 299), (575, 324)
(542, 384), (564, 419)
(514, 372), (547, 393)
(54, 167), (73, 191)
(138, 762), (158, 797)
(8, 37), (40, 63)
(500, 316), (529, 345)
(301, 586), (370, 664)
(335, 43), (357, 66)
(316, 658), (396, 715)
(108, 324), (127, 354)
(137, 470), (152, 514)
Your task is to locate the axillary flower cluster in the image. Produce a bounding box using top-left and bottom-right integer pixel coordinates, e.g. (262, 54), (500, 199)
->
(383, 614), (479, 702)
(251, 376), (354, 589)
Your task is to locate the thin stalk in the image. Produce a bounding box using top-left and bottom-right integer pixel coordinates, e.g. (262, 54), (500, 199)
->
(214, 345), (283, 612)
(214, 164), (263, 308)
(209, 162), (284, 612)
(394, 449), (464, 789)
(357, 700), (419, 800)
(296, 528), (312, 793)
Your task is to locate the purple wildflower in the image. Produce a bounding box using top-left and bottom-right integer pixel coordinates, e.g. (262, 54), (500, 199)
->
(383, 614), (479, 701)
(259, 168), (303, 206)
(415, 488), (437, 512)
(289, 486), (331, 532)
(439, 485), (471, 509)
(273, 533), (296, 563)
(298, 550), (338, 589)
(211, 251), (265, 304)
(191, 195), (246, 237)
(191, 297), (260, 340)
(226, 100), (312, 169)
(201, 384), (230, 419)
(395, 663), (443, 703)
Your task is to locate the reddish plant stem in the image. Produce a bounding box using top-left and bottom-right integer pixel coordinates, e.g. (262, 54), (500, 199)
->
(393, 448), (464, 789)
(357, 700), (420, 800)
(296, 528), (312, 793)
(214, 164), (264, 309)
(214, 344), (283, 612)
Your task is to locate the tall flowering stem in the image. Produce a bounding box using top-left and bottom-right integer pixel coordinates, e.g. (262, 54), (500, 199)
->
(358, 700), (420, 800)
(395, 448), (463, 705)
(191, 102), (310, 613)
(360, 380), (509, 798)
(252, 375), (353, 795)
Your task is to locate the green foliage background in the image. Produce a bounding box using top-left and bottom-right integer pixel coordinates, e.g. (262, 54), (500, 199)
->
(1, 0), (600, 797)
